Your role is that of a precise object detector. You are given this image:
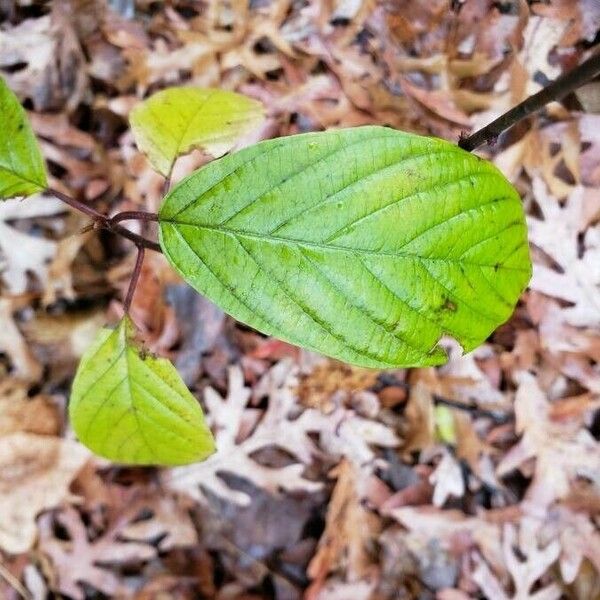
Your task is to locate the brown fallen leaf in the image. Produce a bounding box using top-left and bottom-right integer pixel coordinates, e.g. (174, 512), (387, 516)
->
(164, 363), (323, 506)
(165, 361), (397, 505)
(0, 297), (43, 382)
(401, 378), (435, 457)
(0, 433), (88, 554)
(531, 0), (600, 46)
(400, 78), (471, 126)
(39, 506), (152, 599)
(306, 460), (380, 598)
(472, 523), (561, 600)
(528, 178), (600, 328)
(42, 230), (93, 305)
(296, 360), (379, 411)
(0, 10), (87, 112)
(0, 379), (60, 437)
(497, 372), (600, 511)
(429, 449), (465, 507)
(388, 506), (506, 578)
(120, 494), (198, 552)
(20, 308), (105, 388)
(0, 195), (64, 295)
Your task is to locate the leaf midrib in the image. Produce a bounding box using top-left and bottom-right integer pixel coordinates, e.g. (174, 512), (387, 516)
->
(160, 219), (529, 272)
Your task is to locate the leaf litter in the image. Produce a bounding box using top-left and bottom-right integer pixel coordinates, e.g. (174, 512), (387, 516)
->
(0, 0), (599, 598)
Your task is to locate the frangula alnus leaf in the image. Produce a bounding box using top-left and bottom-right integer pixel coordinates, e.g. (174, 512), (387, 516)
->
(158, 126), (531, 369)
(129, 87), (265, 177)
(69, 316), (215, 466)
(0, 77), (47, 199)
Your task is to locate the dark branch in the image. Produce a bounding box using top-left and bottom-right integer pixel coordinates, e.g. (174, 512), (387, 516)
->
(459, 52), (600, 152)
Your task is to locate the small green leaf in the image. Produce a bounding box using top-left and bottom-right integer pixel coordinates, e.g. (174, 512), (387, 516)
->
(158, 126), (531, 369)
(0, 77), (47, 199)
(129, 87), (265, 176)
(69, 316), (215, 466)
(434, 405), (457, 445)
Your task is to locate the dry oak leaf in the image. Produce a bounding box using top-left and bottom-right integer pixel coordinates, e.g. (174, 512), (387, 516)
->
(388, 506), (505, 577)
(306, 460), (380, 599)
(164, 363), (322, 506)
(0, 195), (64, 294)
(38, 506), (153, 600)
(472, 524), (561, 600)
(39, 489), (198, 599)
(528, 293), (600, 395)
(119, 494), (198, 552)
(546, 507), (600, 584)
(528, 178), (600, 328)
(497, 372), (600, 511)
(429, 449), (465, 507)
(0, 11), (87, 112)
(164, 360), (398, 505)
(0, 432), (88, 554)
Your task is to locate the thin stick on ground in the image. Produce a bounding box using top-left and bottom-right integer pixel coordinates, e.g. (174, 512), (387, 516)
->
(459, 52), (600, 151)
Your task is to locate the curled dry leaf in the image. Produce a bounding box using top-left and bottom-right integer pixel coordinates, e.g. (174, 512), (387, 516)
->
(306, 460), (380, 597)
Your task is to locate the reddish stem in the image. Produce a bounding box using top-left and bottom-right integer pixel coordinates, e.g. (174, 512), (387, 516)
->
(49, 188), (161, 252)
(49, 188), (107, 223)
(110, 211), (159, 225)
(123, 246), (145, 314)
(110, 224), (161, 253)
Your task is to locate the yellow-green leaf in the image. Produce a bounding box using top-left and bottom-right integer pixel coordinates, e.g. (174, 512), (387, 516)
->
(158, 126), (531, 369)
(0, 77), (47, 199)
(129, 87), (265, 177)
(434, 405), (457, 445)
(69, 316), (215, 466)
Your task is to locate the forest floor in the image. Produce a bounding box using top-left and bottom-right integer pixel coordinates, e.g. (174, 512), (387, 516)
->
(0, 1), (599, 598)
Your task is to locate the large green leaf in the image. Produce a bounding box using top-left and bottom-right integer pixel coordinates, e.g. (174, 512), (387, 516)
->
(129, 87), (265, 177)
(70, 316), (215, 466)
(0, 77), (47, 199)
(158, 126), (531, 369)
